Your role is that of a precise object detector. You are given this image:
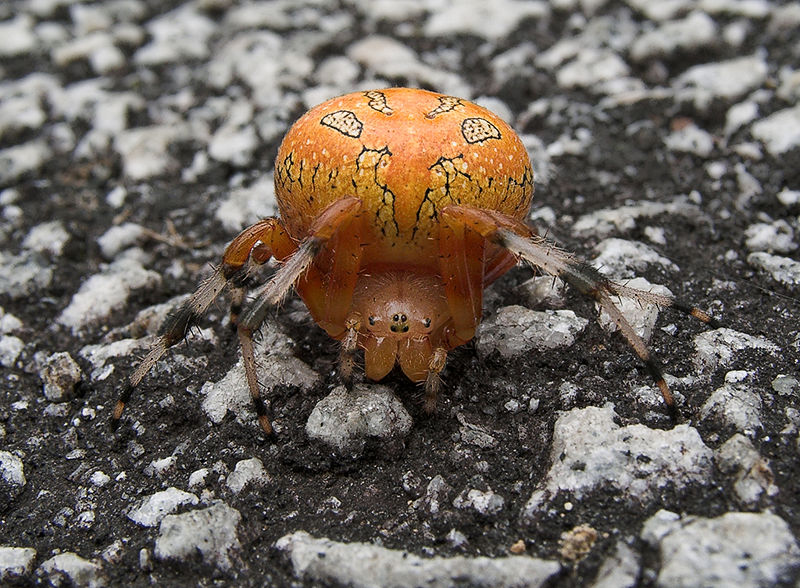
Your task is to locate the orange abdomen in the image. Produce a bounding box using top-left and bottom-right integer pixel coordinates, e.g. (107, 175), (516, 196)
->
(274, 88), (534, 269)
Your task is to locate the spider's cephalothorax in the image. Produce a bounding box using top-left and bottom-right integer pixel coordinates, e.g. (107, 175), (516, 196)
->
(116, 88), (717, 434)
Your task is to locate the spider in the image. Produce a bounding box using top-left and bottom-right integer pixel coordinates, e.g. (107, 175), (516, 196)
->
(115, 87), (717, 434)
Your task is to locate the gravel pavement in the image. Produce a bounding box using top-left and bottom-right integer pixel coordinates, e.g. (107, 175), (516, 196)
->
(1, 0), (799, 586)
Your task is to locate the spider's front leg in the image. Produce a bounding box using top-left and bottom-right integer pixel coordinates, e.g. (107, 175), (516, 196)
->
(235, 197), (363, 434)
(441, 205), (719, 416)
(113, 216), (298, 431)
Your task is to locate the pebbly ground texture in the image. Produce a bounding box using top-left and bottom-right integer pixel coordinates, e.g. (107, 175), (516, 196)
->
(1, 0), (799, 586)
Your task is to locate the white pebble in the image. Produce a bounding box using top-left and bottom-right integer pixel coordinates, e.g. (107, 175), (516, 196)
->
(0, 336), (24, 368)
(700, 370), (763, 437)
(127, 488), (199, 528)
(90, 471), (111, 488)
(154, 503), (242, 571)
(747, 252), (800, 286)
(642, 510), (800, 587)
(276, 531), (560, 586)
(38, 553), (106, 587)
(39, 351), (83, 402)
(751, 105), (800, 155)
(524, 405), (712, 517)
(306, 384), (412, 457)
(665, 123), (714, 157)
(477, 307), (589, 358)
(0, 546), (37, 580)
(0, 451), (26, 487)
(226, 458), (270, 494)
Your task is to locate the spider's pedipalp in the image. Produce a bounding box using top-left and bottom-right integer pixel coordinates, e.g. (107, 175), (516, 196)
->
(339, 321), (360, 384)
(423, 347), (448, 413)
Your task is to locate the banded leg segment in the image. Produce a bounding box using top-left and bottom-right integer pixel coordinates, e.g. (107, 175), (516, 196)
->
(113, 217), (298, 428)
(441, 204), (718, 413)
(236, 197), (363, 434)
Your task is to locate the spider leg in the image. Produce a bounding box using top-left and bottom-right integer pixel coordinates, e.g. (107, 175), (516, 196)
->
(113, 217), (297, 430)
(442, 205), (718, 414)
(424, 347), (448, 413)
(236, 197), (363, 434)
(339, 318), (360, 383)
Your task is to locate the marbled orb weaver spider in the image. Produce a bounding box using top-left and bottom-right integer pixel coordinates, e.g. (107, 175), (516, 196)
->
(115, 87), (718, 434)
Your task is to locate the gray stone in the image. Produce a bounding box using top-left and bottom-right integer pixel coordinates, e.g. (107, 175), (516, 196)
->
(154, 502), (242, 571)
(700, 370), (763, 436)
(557, 49), (630, 90)
(641, 510), (800, 587)
(715, 433), (778, 506)
(226, 458), (270, 495)
(276, 531), (561, 588)
(477, 306), (589, 358)
(22, 220), (70, 256)
(133, 4), (215, 65)
(744, 221), (797, 254)
(0, 335), (23, 368)
(306, 384), (412, 457)
(96, 223), (146, 259)
(747, 252), (800, 286)
(595, 277), (672, 343)
(453, 488), (505, 516)
(57, 255), (161, 333)
(201, 320), (319, 429)
(674, 54), (768, 112)
(592, 541), (639, 588)
(664, 123), (715, 157)
(412, 475), (453, 514)
(693, 328), (778, 374)
(0, 15), (37, 57)
(423, 0), (548, 40)
(40, 351), (83, 402)
(592, 238), (678, 277)
(751, 105), (800, 155)
(630, 11), (717, 61)
(38, 552), (106, 588)
(524, 405), (713, 517)
(772, 374), (799, 397)
(113, 124), (191, 180)
(0, 546), (36, 581)
(0, 451), (25, 488)
(572, 197), (702, 238)
(127, 488), (199, 528)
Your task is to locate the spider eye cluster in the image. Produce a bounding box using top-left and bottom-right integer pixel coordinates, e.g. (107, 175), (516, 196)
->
(364, 310), (435, 336)
(353, 272), (448, 339)
(390, 313), (409, 333)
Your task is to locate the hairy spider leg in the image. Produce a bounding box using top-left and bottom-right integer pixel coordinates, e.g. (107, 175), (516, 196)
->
(421, 213), (520, 411)
(236, 197), (363, 434)
(441, 204), (718, 416)
(291, 200), (365, 384)
(113, 217), (298, 430)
